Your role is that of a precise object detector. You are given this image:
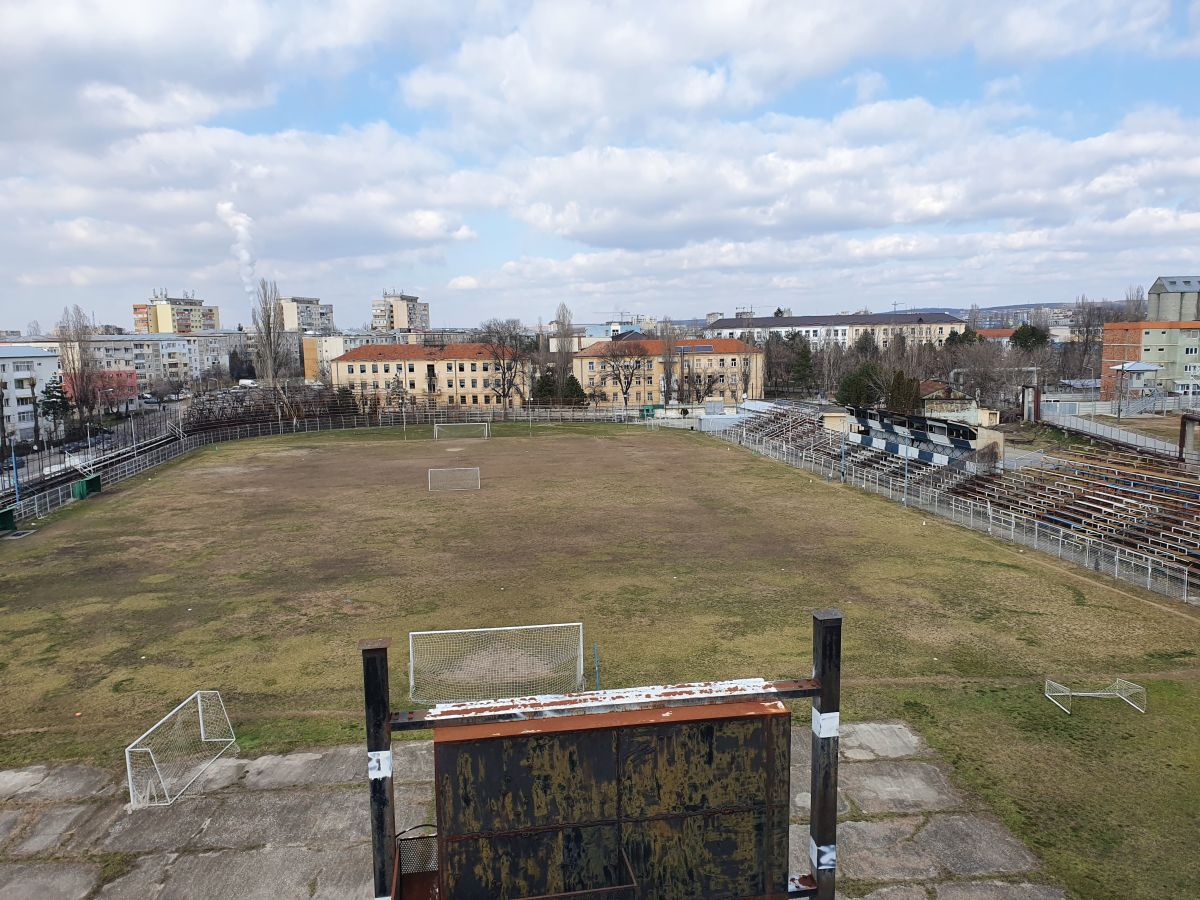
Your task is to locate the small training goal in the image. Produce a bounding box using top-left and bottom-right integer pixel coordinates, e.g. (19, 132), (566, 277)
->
(433, 422), (490, 440)
(428, 467), (481, 491)
(409, 623), (586, 704)
(1044, 678), (1146, 715)
(125, 690), (237, 808)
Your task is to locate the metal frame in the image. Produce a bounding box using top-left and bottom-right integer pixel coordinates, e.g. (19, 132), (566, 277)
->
(1044, 678), (1146, 715)
(363, 609), (843, 900)
(426, 466), (481, 492)
(124, 690), (236, 809)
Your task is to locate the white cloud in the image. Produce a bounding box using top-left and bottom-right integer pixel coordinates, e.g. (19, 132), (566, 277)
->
(844, 70), (887, 104)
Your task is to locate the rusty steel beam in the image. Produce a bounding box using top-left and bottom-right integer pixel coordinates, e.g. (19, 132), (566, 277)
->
(360, 638), (397, 900)
(390, 677), (820, 732)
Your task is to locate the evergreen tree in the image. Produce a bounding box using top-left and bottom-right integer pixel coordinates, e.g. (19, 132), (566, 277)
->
(791, 340), (815, 392)
(561, 374), (587, 405)
(835, 362), (884, 406)
(1010, 323), (1050, 351)
(39, 373), (72, 439)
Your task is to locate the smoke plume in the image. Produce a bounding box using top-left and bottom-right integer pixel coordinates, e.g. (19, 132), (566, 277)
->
(216, 200), (257, 296)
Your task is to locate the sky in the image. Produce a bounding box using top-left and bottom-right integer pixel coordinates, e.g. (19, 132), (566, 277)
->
(2, 1), (1199, 332)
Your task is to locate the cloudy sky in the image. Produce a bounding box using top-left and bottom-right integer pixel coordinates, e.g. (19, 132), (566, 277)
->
(2, 1), (1199, 331)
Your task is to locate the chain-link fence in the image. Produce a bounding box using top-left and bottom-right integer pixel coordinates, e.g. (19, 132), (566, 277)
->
(712, 426), (1196, 605)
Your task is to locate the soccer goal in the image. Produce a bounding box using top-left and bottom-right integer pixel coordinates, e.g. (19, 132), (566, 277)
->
(434, 422), (490, 440)
(1044, 678), (1146, 715)
(125, 690), (237, 808)
(428, 467), (481, 491)
(409, 623), (585, 704)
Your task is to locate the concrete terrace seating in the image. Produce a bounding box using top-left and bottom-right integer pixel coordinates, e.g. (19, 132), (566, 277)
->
(952, 447), (1200, 573)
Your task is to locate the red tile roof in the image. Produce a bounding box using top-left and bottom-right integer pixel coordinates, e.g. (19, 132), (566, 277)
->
(976, 328), (1014, 339)
(332, 343), (497, 363)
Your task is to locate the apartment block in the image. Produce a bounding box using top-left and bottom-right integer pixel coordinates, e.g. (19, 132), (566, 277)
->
(1101, 321), (1200, 399)
(133, 294), (221, 334)
(280, 296), (335, 332)
(371, 291), (429, 331)
(572, 337), (764, 407)
(331, 343), (528, 408)
(0, 346), (60, 441)
(704, 312), (965, 348)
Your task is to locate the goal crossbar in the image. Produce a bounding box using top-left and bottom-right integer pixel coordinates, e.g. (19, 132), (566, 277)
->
(409, 622), (585, 704)
(1044, 678), (1146, 715)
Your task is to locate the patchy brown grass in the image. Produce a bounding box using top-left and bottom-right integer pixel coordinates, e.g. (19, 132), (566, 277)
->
(1, 423), (1198, 899)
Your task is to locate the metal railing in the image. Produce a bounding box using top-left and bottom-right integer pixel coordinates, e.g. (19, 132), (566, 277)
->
(1042, 413), (1195, 460)
(713, 425), (1195, 605)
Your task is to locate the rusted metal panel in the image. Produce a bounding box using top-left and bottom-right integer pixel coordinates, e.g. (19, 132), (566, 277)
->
(434, 699), (790, 899)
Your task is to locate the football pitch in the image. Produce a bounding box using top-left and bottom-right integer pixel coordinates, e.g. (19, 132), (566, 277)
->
(1, 424), (1198, 899)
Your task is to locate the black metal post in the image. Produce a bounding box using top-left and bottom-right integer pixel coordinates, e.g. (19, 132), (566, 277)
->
(361, 638), (396, 900)
(809, 609), (842, 900)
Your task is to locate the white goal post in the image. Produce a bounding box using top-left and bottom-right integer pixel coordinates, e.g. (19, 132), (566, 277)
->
(409, 623), (586, 704)
(125, 690), (237, 808)
(1044, 678), (1146, 715)
(428, 467), (481, 491)
(434, 422), (490, 440)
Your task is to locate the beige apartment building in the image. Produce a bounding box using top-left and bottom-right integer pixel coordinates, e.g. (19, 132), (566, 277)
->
(371, 291), (430, 331)
(280, 296), (335, 332)
(572, 338), (763, 408)
(132, 294), (220, 333)
(330, 343), (529, 408)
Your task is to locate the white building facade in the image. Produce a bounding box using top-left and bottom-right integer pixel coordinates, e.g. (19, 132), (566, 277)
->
(0, 346), (61, 441)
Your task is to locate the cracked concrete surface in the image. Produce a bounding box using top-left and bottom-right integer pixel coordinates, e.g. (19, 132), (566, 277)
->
(0, 721), (1060, 899)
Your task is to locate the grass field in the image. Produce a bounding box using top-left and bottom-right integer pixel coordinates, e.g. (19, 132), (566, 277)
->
(2, 424), (1198, 899)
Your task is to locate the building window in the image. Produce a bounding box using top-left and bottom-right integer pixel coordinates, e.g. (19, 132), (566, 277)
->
(588, 361), (595, 371)
(372, 381), (379, 389)
(446, 363), (453, 371)
(458, 379), (465, 388)
(483, 378), (491, 387)
(446, 380), (453, 388)
(408, 363), (415, 372)
(383, 364), (390, 373)
(458, 363), (465, 372)
(482, 363), (489, 371)
(731, 358), (737, 367)
(472, 395), (479, 404)
(359, 364), (367, 373)
(484, 394), (491, 404)
(371, 363), (378, 373)
(470, 363), (477, 372)
(719, 358), (725, 367)
(1186, 347), (1198, 356)
(409, 380), (415, 389)
(471, 379), (477, 388)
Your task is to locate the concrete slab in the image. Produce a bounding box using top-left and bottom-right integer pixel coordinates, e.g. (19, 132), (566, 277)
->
(915, 816), (1040, 877)
(0, 767), (47, 800)
(842, 723), (925, 761)
(845, 887), (930, 900)
(0, 861), (98, 900)
(147, 846), (371, 899)
(188, 757), (246, 793)
(98, 798), (220, 853)
(10, 804), (91, 855)
(393, 740), (435, 783)
(841, 761), (962, 815)
(792, 819), (942, 882)
(240, 746), (361, 790)
(0, 809), (25, 848)
(13, 764), (112, 802)
(187, 787), (367, 850)
(936, 883), (1063, 900)
(97, 853), (176, 898)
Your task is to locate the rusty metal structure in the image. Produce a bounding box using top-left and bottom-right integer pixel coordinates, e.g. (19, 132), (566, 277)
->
(360, 609), (843, 900)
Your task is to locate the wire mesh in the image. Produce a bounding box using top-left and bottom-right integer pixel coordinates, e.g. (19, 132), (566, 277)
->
(125, 690), (236, 808)
(408, 623), (586, 704)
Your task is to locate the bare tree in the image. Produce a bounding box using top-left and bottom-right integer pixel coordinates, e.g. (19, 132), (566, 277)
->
(598, 340), (652, 408)
(552, 303), (575, 402)
(480, 318), (532, 413)
(1124, 284), (1147, 321)
(658, 316), (679, 404)
(252, 279), (291, 386)
(57, 304), (100, 424)
(25, 320), (41, 337)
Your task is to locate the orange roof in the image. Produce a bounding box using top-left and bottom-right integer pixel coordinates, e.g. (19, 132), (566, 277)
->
(332, 343), (497, 363)
(574, 338), (757, 357)
(976, 328), (1014, 338)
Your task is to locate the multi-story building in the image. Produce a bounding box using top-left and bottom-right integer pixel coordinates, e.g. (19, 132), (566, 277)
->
(0, 346), (60, 441)
(1147, 276), (1200, 321)
(280, 297), (335, 332)
(330, 343), (529, 408)
(1101, 321), (1200, 399)
(132, 293), (221, 334)
(371, 291), (429, 331)
(704, 312), (965, 348)
(572, 338), (763, 407)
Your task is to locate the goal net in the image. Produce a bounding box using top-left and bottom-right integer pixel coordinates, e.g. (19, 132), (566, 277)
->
(1044, 678), (1146, 715)
(428, 467), (481, 491)
(434, 422), (490, 440)
(125, 690), (237, 808)
(409, 623), (585, 704)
